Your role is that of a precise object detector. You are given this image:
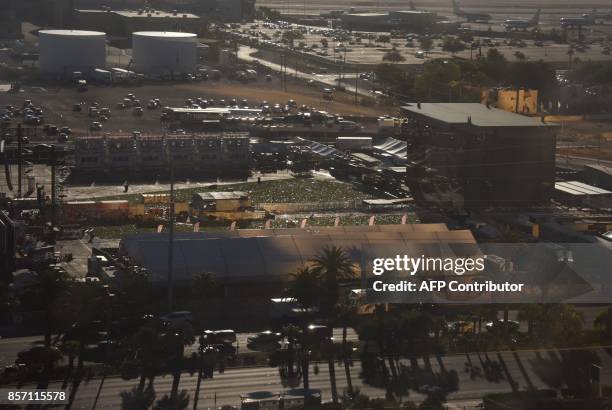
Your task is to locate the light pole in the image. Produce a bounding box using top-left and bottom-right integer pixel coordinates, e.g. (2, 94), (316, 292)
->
(167, 144), (175, 313)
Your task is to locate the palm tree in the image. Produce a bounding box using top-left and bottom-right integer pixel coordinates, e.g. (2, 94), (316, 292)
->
(191, 272), (219, 299)
(32, 266), (70, 347)
(280, 324), (302, 383)
(154, 390), (190, 410)
(335, 297), (357, 397)
(321, 340), (339, 404)
(60, 340), (79, 373)
(132, 326), (161, 392)
(595, 308), (612, 335)
(535, 305), (584, 344)
(164, 321), (196, 400)
(312, 246), (355, 312)
(517, 304), (544, 339)
(286, 266), (324, 309)
(62, 281), (111, 372)
(121, 385), (156, 410)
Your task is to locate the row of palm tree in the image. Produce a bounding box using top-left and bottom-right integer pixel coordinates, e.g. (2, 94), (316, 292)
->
(277, 246), (360, 403)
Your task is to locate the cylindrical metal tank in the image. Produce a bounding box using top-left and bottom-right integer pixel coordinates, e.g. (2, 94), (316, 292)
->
(132, 31), (197, 75)
(39, 30), (106, 75)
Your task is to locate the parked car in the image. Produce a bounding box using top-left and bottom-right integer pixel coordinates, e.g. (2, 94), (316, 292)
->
(247, 330), (281, 351)
(160, 310), (193, 323)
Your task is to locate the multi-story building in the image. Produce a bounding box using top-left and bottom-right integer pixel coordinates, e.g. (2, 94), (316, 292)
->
(190, 0), (256, 22)
(76, 9), (202, 37)
(74, 133), (250, 178)
(402, 103), (557, 209)
(74, 137), (106, 173)
(107, 136), (138, 173)
(136, 136), (166, 173)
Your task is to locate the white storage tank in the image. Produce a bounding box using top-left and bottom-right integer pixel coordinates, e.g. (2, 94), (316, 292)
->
(132, 31), (197, 75)
(39, 30), (106, 75)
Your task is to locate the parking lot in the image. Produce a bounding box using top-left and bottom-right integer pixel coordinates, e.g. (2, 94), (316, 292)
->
(0, 76), (390, 137)
(232, 20), (612, 67)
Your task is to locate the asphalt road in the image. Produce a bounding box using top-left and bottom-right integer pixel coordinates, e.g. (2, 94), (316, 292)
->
(0, 329), (359, 369)
(2, 308), (608, 369)
(238, 46), (370, 97)
(9, 345), (612, 409)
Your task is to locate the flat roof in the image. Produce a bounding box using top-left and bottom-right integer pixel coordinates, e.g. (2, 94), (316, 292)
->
(39, 29), (105, 36)
(133, 31), (197, 38)
(585, 164), (612, 176)
(352, 152), (380, 163)
(555, 181), (612, 196)
(391, 10), (436, 15)
(344, 13), (389, 17)
(194, 191), (249, 201)
(402, 103), (553, 128)
(116, 10), (198, 19)
(169, 107), (261, 114)
(77, 9), (198, 18)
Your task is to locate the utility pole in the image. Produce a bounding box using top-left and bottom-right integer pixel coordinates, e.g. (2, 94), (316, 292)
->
(354, 72), (359, 105)
(284, 51), (288, 91)
(17, 123), (22, 198)
(167, 152), (175, 313)
(279, 52), (284, 90)
(50, 145), (57, 227)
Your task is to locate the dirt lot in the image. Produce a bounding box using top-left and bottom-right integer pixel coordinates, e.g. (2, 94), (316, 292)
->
(0, 76), (391, 136)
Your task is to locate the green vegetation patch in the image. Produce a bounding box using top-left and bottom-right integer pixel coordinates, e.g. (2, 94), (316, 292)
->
(96, 178), (372, 204)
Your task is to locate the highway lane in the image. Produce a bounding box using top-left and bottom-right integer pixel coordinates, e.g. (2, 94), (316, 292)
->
(186, 327), (359, 356)
(0, 328), (360, 368)
(0, 336), (51, 369)
(14, 346), (612, 409)
(4, 308), (610, 369)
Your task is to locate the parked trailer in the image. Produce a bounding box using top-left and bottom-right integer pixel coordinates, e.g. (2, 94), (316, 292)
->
(93, 68), (112, 84)
(111, 67), (135, 83)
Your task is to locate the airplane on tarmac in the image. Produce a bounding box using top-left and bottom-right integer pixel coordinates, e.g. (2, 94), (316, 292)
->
(451, 0), (492, 23)
(560, 12), (597, 28)
(582, 9), (612, 22)
(504, 9), (541, 31)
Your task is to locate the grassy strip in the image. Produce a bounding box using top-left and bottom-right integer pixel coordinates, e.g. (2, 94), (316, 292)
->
(96, 179), (373, 204)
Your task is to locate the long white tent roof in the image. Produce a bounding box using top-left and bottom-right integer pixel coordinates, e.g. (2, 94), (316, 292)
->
(119, 224), (478, 283)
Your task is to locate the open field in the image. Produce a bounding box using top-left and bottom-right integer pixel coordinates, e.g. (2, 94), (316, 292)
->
(0, 77), (390, 136)
(97, 178), (374, 203)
